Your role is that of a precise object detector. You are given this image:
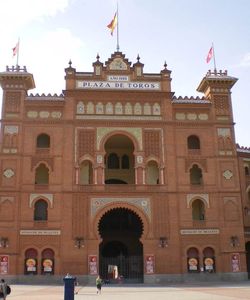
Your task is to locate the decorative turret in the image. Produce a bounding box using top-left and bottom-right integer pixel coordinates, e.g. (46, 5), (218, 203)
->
(92, 53), (104, 77)
(64, 60), (76, 90)
(132, 54), (144, 77)
(0, 65), (35, 119)
(197, 70), (237, 96)
(197, 69), (238, 122)
(0, 65), (35, 91)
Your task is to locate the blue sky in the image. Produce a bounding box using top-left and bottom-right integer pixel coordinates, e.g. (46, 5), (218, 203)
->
(0, 0), (249, 146)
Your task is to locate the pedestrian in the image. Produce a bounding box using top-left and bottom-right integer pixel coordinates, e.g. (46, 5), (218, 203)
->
(96, 275), (102, 294)
(0, 279), (7, 300)
(74, 277), (80, 295)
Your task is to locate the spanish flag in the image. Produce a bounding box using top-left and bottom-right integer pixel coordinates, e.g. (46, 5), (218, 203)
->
(107, 12), (117, 36)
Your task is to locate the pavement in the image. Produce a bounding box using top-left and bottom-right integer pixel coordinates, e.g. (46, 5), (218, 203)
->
(5, 282), (250, 300)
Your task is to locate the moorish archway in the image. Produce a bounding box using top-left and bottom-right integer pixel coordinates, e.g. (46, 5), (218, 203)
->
(98, 207), (143, 283)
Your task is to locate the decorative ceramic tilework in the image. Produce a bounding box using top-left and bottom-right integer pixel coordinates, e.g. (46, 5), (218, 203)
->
(223, 170), (233, 180)
(3, 168), (15, 178)
(187, 194), (210, 208)
(97, 127), (142, 150)
(91, 197), (151, 219)
(29, 193), (53, 208)
(4, 125), (18, 134)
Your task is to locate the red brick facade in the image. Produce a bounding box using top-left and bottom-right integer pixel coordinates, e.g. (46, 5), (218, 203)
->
(0, 53), (249, 283)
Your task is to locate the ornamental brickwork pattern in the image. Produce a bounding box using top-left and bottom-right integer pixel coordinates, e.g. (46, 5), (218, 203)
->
(5, 91), (21, 112)
(214, 95), (230, 115)
(144, 130), (160, 158)
(78, 129), (95, 158)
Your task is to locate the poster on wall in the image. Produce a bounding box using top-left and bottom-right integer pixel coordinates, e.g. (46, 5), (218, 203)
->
(25, 258), (37, 274)
(204, 257), (214, 272)
(231, 253), (240, 272)
(42, 258), (54, 274)
(188, 258), (198, 271)
(89, 255), (98, 275)
(0, 256), (9, 274)
(145, 255), (155, 274)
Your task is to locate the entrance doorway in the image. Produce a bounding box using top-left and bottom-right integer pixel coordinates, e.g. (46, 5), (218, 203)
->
(246, 242), (250, 279)
(99, 208), (143, 283)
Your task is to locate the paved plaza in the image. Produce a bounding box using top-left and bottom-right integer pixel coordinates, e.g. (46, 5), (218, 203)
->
(5, 282), (250, 300)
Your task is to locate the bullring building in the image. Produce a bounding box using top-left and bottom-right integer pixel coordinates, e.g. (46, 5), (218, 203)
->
(0, 51), (250, 283)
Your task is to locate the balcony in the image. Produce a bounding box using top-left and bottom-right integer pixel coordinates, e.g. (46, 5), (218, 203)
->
(35, 148), (50, 155)
(33, 221), (48, 228)
(189, 183), (204, 191)
(192, 220), (206, 227)
(188, 149), (201, 156)
(34, 184), (49, 191)
(74, 184), (168, 193)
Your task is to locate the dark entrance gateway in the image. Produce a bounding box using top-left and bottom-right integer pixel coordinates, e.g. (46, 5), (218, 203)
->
(98, 208), (143, 283)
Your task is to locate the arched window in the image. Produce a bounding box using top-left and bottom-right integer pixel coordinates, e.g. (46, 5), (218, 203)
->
(203, 247), (215, 273)
(190, 164), (203, 185)
(187, 247), (199, 272)
(192, 199), (205, 220)
(248, 190), (250, 202)
(41, 248), (54, 274)
(107, 153), (120, 169)
(146, 161), (159, 185)
(36, 134), (50, 148)
(34, 199), (48, 221)
(25, 248), (38, 275)
(187, 135), (200, 149)
(104, 134), (135, 184)
(79, 160), (93, 184)
(35, 163), (49, 184)
(121, 155), (129, 169)
(245, 166), (250, 176)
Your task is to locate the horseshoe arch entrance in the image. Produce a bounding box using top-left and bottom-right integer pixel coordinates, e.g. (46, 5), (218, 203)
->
(98, 207), (144, 283)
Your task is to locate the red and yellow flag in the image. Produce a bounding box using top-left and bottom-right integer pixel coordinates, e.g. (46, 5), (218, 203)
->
(107, 12), (117, 36)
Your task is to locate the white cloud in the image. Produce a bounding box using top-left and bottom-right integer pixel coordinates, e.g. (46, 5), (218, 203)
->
(0, 0), (74, 101)
(239, 53), (250, 67)
(22, 28), (85, 94)
(0, 0), (70, 38)
(0, 0), (72, 65)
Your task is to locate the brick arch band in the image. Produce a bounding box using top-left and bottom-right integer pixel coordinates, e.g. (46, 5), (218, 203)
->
(97, 127), (143, 151)
(92, 199), (150, 240)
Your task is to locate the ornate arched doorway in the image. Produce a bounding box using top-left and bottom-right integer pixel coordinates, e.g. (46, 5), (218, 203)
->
(98, 208), (143, 283)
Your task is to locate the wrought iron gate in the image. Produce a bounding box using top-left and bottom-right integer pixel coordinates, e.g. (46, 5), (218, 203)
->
(99, 255), (143, 283)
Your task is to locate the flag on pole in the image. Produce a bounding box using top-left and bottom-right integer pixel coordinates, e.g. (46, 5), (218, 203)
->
(12, 40), (19, 57)
(206, 46), (213, 63)
(107, 12), (117, 35)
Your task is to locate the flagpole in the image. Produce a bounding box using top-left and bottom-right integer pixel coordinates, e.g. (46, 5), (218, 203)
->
(16, 38), (20, 67)
(116, 1), (119, 51)
(212, 42), (217, 71)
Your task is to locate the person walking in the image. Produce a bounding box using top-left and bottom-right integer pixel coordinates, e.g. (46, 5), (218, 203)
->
(0, 279), (7, 300)
(96, 275), (102, 294)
